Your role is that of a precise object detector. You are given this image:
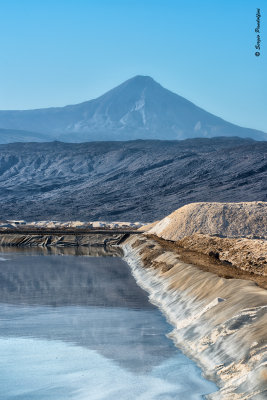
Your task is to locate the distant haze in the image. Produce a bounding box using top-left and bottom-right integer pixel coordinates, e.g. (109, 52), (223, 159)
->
(0, 76), (266, 143)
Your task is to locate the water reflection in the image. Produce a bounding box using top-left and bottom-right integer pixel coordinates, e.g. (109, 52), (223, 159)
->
(0, 251), (146, 307)
(0, 305), (176, 373)
(0, 249), (174, 373)
(0, 248), (217, 399)
(0, 245), (123, 257)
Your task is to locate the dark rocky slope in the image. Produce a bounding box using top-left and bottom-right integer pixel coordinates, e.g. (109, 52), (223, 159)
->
(0, 138), (266, 221)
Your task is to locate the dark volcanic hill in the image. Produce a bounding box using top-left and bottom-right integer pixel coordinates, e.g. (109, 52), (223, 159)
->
(0, 138), (266, 221)
(0, 76), (266, 142)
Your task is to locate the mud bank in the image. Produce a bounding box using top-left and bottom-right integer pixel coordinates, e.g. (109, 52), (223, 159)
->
(122, 235), (267, 399)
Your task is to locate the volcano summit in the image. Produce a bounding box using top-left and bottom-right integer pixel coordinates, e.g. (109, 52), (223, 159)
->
(0, 76), (266, 143)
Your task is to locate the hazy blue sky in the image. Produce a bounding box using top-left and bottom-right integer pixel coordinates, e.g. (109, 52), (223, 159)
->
(0, 0), (266, 131)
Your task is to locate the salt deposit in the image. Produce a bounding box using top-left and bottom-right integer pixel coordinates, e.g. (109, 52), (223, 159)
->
(123, 235), (267, 399)
(0, 220), (144, 230)
(148, 202), (267, 240)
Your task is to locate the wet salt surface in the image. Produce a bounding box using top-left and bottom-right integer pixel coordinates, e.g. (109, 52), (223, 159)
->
(0, 248), (217, 399)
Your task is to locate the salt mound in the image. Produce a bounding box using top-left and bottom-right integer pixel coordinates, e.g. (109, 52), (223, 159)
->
(138, 221), (159, 232)
(148, 202), (267, 240)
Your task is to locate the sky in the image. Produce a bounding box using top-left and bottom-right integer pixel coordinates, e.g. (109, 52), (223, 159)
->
(0, 0), (266, 132)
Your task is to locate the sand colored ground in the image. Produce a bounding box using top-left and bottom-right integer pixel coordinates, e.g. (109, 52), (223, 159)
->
(146, 202), (267, 278)
(122, 202), (267, 398)
(0, 220), (143, 229)
(146, 234), (267, 289)
(123, 235), (267, 399)
(148, 201), (267, 240)
(177, 234), (267, 276)
(138, 221), (158, 232)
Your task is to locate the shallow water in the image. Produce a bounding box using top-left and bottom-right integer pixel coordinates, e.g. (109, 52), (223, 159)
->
(0, 247), (217, 399)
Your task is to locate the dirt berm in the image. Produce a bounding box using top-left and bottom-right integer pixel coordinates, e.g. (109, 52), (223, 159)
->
(147, 202), (267, 276)
(122, 234), (267, 399)
(123, 202), (267, 398)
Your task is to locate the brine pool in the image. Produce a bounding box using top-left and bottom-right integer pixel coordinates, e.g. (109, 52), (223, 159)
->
(0, 247), (217, 400)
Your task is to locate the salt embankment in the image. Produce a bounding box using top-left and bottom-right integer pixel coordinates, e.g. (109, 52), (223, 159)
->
(148, 202), (267, 240)
(147, 202), (267, 276)
(122, 235), (267, 399)
(0, 220), (143, 230)
(121, 202), (267, 398)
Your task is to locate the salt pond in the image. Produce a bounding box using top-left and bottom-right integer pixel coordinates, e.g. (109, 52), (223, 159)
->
(0, 247), (217, 399)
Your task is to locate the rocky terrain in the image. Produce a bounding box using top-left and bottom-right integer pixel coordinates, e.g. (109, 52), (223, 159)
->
(0, 76), (266, 142)
(0, 138), (266, 221)
(176, 234), (267, 276)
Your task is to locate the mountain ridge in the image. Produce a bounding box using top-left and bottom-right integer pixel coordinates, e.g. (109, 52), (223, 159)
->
(0, 76), (266, 143)
(0, 138), (266, 221)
